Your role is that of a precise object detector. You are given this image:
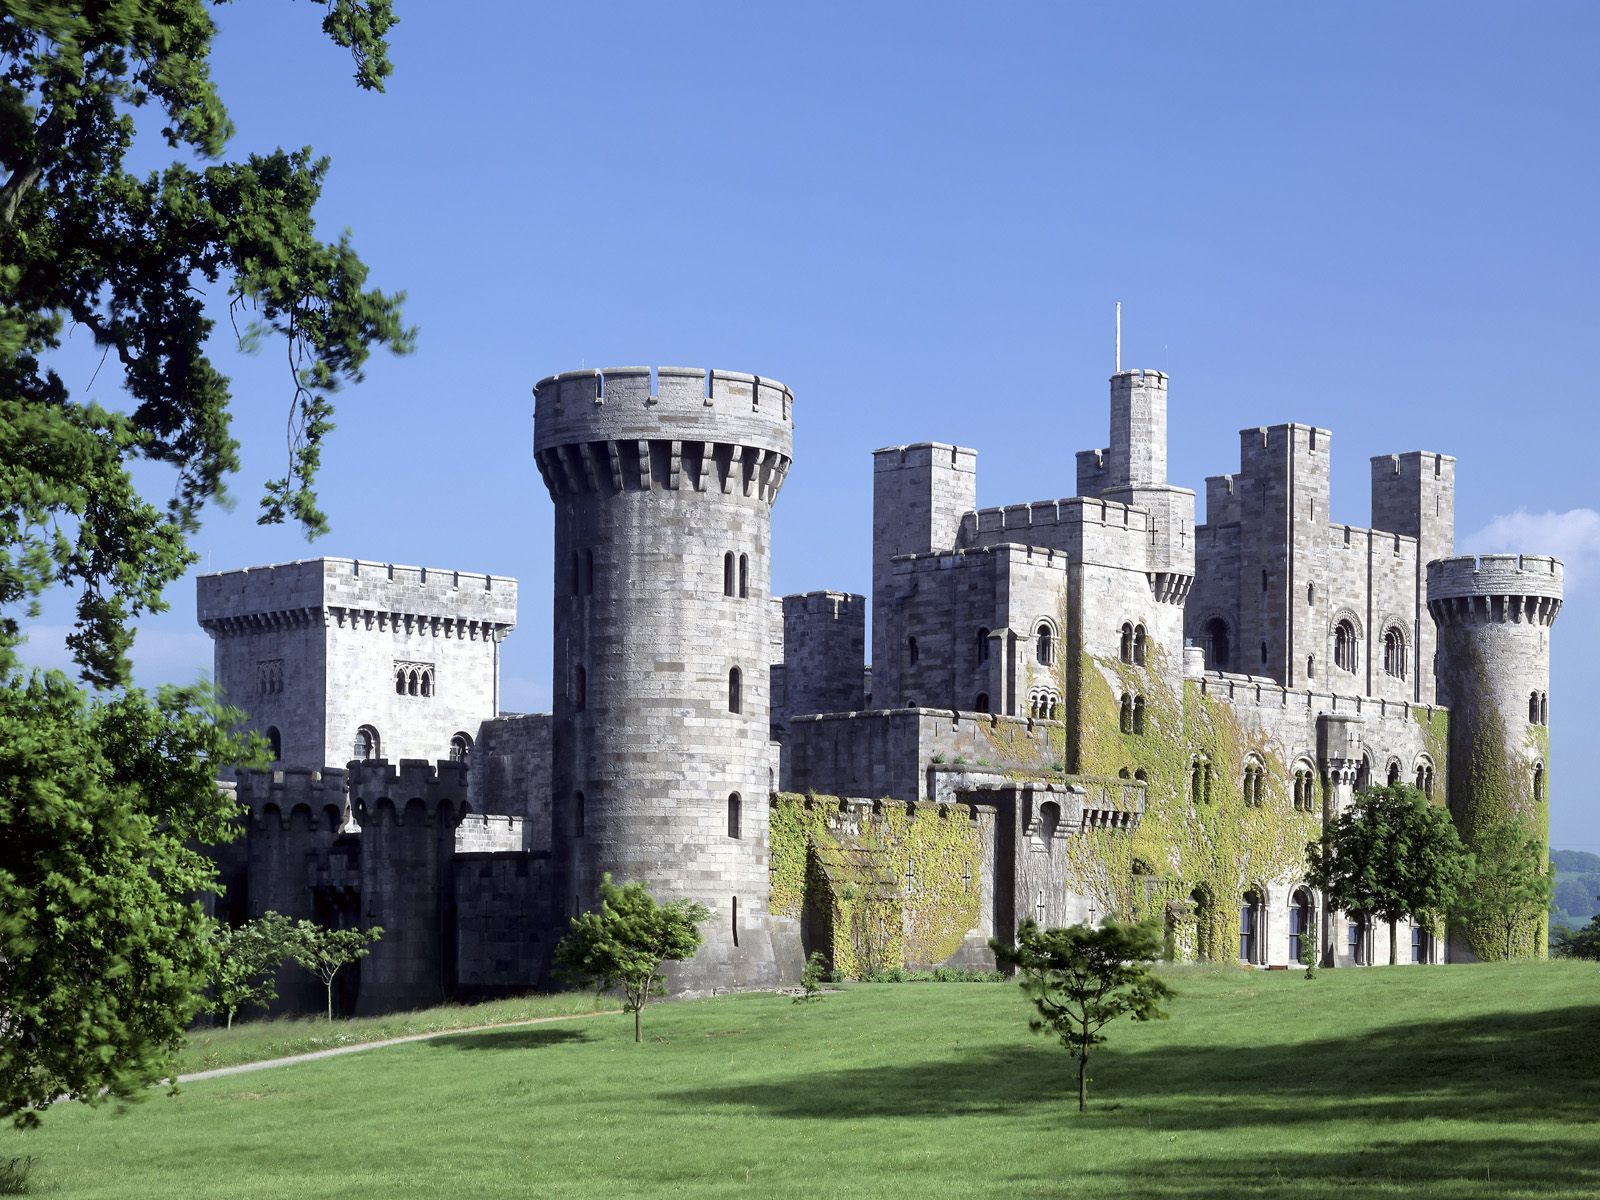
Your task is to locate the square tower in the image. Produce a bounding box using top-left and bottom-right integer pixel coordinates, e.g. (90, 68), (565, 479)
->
(197, 558), (517, 768)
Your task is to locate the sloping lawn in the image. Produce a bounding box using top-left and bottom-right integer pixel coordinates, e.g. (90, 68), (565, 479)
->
(8, 961), (1600, 1199)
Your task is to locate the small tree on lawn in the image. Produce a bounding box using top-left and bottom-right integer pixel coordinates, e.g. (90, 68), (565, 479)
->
(209, 912), (295, 1029)
(289, 922), (383, 1021)
(989, 917), (1173, 1113)
(555, 875), (710, 1043)
(1454, 819), (1554, 960)
(1305, 783), (1474, 965)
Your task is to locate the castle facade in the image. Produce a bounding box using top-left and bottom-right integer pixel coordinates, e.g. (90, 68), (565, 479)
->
(202, 362), (1560, 1012)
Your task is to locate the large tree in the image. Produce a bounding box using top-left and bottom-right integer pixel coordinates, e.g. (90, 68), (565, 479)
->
(1305, 783), (1475, 966)
(1454, 819), (1553, 961)
(0, 0), (408, 1126)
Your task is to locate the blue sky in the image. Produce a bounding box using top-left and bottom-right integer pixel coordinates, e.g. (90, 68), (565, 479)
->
(22, 3), (1600, 848)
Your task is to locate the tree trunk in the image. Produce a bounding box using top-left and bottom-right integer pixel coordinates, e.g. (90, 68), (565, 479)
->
(326, 979), (334, 1021)
(634, 1006), (641, 1043)
(1390, 919), (1399, 966)
(1077, 1053), (1088, 1113)
(226, 1008), (234, 1030)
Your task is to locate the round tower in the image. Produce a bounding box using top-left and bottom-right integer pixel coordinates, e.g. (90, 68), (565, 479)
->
(533, 365), (800, 992)
(1427, 553), (1562, 960)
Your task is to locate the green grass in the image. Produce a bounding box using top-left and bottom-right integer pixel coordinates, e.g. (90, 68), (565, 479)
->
(178, 992), (614, 1073)
(9, 962), (1600, 1198)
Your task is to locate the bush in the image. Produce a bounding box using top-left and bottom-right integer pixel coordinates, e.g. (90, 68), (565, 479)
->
(857, 966), (1004, 983)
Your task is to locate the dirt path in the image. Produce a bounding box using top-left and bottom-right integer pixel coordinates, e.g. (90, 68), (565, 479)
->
(176, 1009), (620, 1083)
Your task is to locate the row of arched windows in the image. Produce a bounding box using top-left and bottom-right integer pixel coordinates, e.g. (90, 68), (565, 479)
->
(345, 725), (470, 765)
(1118, 692), (1146, 735)
(1119, 622), (1147, 666)
(257, 659), (285, 695)
(1333, 619), (1359, 673)
(1190, 755), (1215, 805)
(722, 552), (749, 598)
(1027, 690), (1059, 720)
(1382, 626), (1407, 679)
(1528, 691), (1549, 726)
(395, 665), (435, 697)
(1242, 757), (1267, 807)
(1292, 763), (1317, 811)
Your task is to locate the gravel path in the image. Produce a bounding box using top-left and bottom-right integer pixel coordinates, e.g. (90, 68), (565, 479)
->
(177, 1009), (620, 1083)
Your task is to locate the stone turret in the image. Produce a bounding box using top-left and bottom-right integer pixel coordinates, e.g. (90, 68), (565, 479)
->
(1428, 553), (1562, 960)
(533, 365), (803, 993)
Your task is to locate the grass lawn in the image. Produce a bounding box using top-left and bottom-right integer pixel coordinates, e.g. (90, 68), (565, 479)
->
(7, 961), (1600, 1198)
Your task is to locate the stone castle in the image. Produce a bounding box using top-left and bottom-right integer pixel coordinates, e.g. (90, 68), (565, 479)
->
(201, 362), (1560, 1013)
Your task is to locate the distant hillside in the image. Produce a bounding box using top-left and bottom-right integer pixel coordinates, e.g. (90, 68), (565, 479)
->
(1551, 849), (1600, 930)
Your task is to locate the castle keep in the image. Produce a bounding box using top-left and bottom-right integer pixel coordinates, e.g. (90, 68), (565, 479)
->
(201, 361), (1561, 1011)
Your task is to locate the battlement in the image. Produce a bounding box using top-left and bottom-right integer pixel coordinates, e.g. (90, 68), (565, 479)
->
(963, 495), (1151, 538)
(1427, 554), (1563, 627)
(1193, 671), (1446, 726)
(198, 558), (517, 636)
(890, 542), (1070, 573)
(1111, 368), (1167, 389)
(533, 366), (794, 473)
(873, 442), (979, 473)
(783, 591), (865, 618)
(231, 765), (350, 819)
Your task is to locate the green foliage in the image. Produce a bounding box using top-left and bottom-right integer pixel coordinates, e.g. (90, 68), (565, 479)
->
(856, 966), (1004, 983)
(1550, 916), (1600, 962)
(1548, 848), (1600, 929)
(555, 875), (711, 1042)
(991, 917), (1173, 1112)
(208, 912), (295, 1029)
(794, 951), (829, 1003)
(0, 1156), (32, 1195)
(1455, 820), (1554, 961)
(1298, 936), (1318, 980)
(288, 921), (383, 1022)
(1305, 783), (1474, 966)
(0, 676), (253, 1128)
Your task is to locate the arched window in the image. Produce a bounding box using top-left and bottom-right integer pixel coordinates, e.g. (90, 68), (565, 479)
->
(408, 669), (420, 696)
(1533, 763), (1545, 803)
(1035, 800), (1060, 846)
(1307, 655), (1315, 678)
(976, 627), (990, 663)
(1133, 624), (1147, 666)
(727, 793), (742, 839)
(1415, 757), (1435, 799)
(1134, 768), (1148, 784)
(1288, 889), (1313, 965)
(1240, 890), (1263, 964)
(1192, 887), (1214, 959)
(738, 554), (749, 599)
(1334, 619), (1358, 673)
(1242, 756), (1265, 807)
(1191, 756), (1206, 805)
(1119, 767), (1131, 780)
(1348, 914), (1371, 966)
(728, 666), (742, 714)
(974, 692), (990, 714)
(1411, 924), (1432, 964)
(354, 725), (379, 761)
(1529, 692), (1541, 724)
(1035, 622), (1054, 667)
(1119, 693), (1134, 734)
(1046, 694), (1058, 720)
(1383, 627), (1407, 679)
(1132, 695), (1146, 735)
(1202, 617), (1230, 671)
(420, 669), (433, 698)
(1541, 692), (1549, 725)
(1307, 582), (1316, 605)
(449, 732), (472, 763)
(574, 665), (587, 712)
(265, 726), (282, 761)
(908, 637), (919, 667)
(1292, 760), (1317, 812)
(723, 552), (735, 597)
(1356, 756), (1371, 793)
(583, 550), (594, 596)
(1386, 761), (1400, 787)
(395, 669), (406, 695)
(573, 791), (585, 838)
(1120, 622), (1134, 664)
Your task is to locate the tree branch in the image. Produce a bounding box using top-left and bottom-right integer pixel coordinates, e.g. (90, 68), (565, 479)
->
(0, 106), (67, 231)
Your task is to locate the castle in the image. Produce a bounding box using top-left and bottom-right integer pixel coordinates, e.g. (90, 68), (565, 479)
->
(201, 362), (1561, 1013)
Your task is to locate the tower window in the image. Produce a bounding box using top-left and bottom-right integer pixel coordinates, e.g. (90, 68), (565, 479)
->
(1120, 622), (1134, 664)
(1202, 617), (1230, 672)
(728, 666), (742, 714)
(1533, 763), (1545, 803)
(574, 791), (585, 838)
(1383, 627), (1407, 679)
(976, 627), (990, 663)
(1133, 624), (1146, 666)
(728, 793), (742, 839)
(738, 553), (749, 599)
(723, 552), (735, 597)
(583, 550), (595, 596)
(974, 692), (990, 713)
(265, 726), (282, 761)
(449, 732), (473, 764)
(354, 725), (379, 761)
(1334, 619), (1358, 673)
(908, 637), (919, 667)
(1132, 694), (1146, 734)
(1036, 623), (1054, 667)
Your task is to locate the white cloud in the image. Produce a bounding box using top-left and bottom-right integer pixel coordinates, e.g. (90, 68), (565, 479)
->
(1466, 508), (1600, 593)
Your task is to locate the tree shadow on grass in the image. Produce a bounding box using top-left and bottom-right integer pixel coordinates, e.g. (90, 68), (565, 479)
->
(666, 1003), (1600, 1131)
(425, 1028), (590, 1052)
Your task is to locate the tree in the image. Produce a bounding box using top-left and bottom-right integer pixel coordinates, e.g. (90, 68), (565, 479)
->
(288, 921), (383, 1021)
(793, 950), (828, 1004)
(1455, 820), (1554, 960)
(555, 875), (711, 1043)
(0, 2), (407, 1122)
(0, 677), (253, 1127)
(1305, 783), (1474, 965)
(208, 912), (295, 1029)
(1551, 914), (1600, 962)
(989, 917), (1173, 1113)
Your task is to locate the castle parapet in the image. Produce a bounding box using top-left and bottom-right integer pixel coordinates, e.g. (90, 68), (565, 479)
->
(1427, 554), (1563, 627)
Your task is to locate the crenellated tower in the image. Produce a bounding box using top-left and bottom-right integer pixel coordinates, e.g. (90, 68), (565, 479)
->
(533, 365), (802, 992)
(1428, 553), (1562, 959)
